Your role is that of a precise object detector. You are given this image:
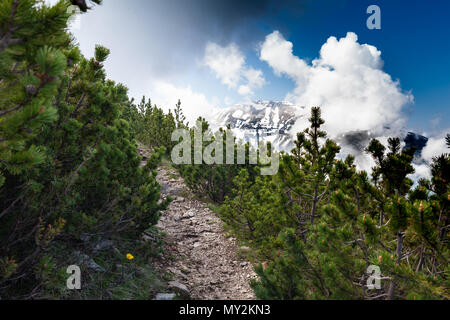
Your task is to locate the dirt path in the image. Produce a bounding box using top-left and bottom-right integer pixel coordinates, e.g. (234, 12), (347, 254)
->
(152, 166), (256, 300)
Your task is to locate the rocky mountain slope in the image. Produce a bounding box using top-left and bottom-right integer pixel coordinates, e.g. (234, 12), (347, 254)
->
(212, 100), (303, 151)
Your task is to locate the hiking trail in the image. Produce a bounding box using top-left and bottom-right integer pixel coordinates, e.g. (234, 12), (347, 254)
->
(152, 166), (256, 300)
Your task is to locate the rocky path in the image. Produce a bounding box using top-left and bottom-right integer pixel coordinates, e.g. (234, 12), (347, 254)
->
(152, 166), (257, 300)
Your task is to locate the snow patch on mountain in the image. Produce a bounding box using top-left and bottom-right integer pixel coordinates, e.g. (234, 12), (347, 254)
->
(212, 100), (305, 151)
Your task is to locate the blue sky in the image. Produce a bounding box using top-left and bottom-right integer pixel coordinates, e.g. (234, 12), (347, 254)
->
(281, 0), (450, 133)
(65, 0), (449, 135)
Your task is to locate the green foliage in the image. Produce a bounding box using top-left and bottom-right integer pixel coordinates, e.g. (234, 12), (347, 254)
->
(251, 157), (376, 299)
(0, 0), (447, 301)
(174, 99), (188, 129)
(278, 107), (340, 232)
(176, 118), (259, 203)
(0, 0), (167, 299)
(123, 96), (176, 154)
(366, 137), (415, 196)
(0, 0), (70, 182)
(221, 107), (449, 300)
(219, 169), (284, 252)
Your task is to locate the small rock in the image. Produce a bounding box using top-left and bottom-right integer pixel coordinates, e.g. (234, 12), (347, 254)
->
(93, 240), (114, 253)
(167, 267), (188, 280)
(112, 246), (121, 257)
(74, 251), (105, 273)
(142, 233), (155, 242)
(210, 279), (223, 285)
(175, 196), (185, 202)
(240, 262), (248, 267)
(154, 293), (176, 300)
(135, 267), (146, 277)
(79, 233), (92, 243)
(168, 281), (190, 299)
(182, 209), (195, 219)
(156, 220), (165, 228)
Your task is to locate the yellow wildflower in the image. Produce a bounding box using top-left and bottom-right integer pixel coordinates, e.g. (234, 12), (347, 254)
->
(126, 253), (134, 260)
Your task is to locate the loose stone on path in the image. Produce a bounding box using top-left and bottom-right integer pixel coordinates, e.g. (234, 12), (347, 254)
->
(152, 167), (256, 300)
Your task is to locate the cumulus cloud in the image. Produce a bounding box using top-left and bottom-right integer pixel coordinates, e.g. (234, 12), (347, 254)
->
(204, 42), (266, 96)
(410, 131), (449, 180)
(259, 31), (310, 85)
(410, 163), (432, 182)
(260, 31), (417, 174)
(239, 67), (266, 95)
(422, 133), (449, 163)
(147, 80), (219, 125)
(203, 42), (245, 89)
(260, 31), (413, 139)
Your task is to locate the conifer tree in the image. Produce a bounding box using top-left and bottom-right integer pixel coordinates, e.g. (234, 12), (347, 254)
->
(366, 136), (448, 299)
(251, 150), (379, 299)
(277, 107), (340, 236)
(176, 117), (260, 203)
(130, 96), (176, 153)
(249, 108), (364, 299)
(174, 99), (188, 129)
(219, 169), (284, 252)
(0, 1), (168, 298)
(220, 107), (448, 300)
(0, 0), (71, 187)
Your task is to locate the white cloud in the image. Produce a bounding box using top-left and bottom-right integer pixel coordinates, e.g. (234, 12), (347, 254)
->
(259, 31), (421, 177)
(148, 80), (218, 125)
(410, 163), (432, 181)
(238, 85), (252, 96)
(203, 42), (266, 96)
(241, 67), (266, 95)
(408, 131), (448, 181)
(260, 31), (413, 139)
(259, 30), (310, 86)
(422, 132), (448, 163)
(203, 42), (244, 89)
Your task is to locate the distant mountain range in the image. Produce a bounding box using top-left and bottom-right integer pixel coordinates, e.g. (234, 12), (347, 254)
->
(213, 100), (301, 151)
(212, 100), (429, 157)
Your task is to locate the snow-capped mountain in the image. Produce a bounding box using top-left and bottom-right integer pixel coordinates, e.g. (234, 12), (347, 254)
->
(212, 100), (304, 151)
(211, 100), (429, 158)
